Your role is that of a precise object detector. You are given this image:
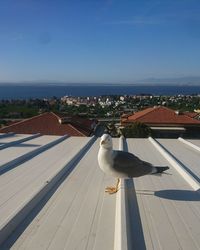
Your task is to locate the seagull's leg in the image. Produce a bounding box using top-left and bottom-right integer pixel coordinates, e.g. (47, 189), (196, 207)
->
(105, 178), (120, 194)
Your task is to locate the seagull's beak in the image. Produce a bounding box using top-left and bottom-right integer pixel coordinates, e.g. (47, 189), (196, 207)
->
(101, 140), (106, 145)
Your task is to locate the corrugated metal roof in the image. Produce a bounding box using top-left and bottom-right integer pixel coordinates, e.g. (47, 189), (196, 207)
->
(0, 133), (200, 249)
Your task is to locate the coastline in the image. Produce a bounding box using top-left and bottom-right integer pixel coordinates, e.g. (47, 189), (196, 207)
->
(1, 84), (200, 99)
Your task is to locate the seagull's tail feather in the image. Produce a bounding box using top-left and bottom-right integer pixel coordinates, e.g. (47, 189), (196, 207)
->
(153, 166), (169, 174)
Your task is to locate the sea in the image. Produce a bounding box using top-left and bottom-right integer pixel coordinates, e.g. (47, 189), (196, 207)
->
(0, 84), (200, 99)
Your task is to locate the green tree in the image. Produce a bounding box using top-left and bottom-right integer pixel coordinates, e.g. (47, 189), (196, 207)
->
(121, 122), (152, 138)
(106, 122), (119, 137)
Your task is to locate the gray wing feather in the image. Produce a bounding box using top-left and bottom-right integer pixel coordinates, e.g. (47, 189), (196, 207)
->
(112, 150), (153, 177)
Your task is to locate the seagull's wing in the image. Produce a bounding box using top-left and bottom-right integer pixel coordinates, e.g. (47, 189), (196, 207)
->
(112, 150), (153, 177)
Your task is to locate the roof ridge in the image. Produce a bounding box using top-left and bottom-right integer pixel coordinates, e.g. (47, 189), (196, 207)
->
(133, 107), (157, 120)
(181, 111), (200, 123)
(51, 112), (91, 134)
(163, 106), (200, 122)
(133, 106), (181, 120)
(127, 106), (200, 125)
(67, 124), (86, 136)
(0, 112), (50, 130)
(50, 112), (61, 121)
(160, 106), (176, 112)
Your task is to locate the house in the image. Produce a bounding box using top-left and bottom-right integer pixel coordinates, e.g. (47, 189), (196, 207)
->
(121, 106), (200, 138)
(0, 112), (98, 136)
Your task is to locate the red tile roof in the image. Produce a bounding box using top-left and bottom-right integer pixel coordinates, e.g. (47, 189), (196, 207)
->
(54, 112), (97, 134)
(0, 112), (96, 136)
(121, 106), (200, 126)
(183, 112), (199, 119)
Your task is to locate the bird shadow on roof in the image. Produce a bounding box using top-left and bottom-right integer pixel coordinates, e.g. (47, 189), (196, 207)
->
(125, 179), (146, 250)
(123, 139), (146, 249)
(155, 189), (200, 201)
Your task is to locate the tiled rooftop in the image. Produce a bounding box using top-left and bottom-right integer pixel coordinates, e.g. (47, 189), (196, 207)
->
(122, 106), (200, 125)
(0, 133), (200, 249)
(0, 112), (96, 136)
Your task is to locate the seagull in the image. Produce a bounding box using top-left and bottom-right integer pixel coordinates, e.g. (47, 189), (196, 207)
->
(98, 134), (169, 194)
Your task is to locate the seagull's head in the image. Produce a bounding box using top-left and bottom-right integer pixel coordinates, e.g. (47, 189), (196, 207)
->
(100, 134), (113, 149)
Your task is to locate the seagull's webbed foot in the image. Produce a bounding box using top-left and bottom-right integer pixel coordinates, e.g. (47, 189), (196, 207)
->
(105, 186), (118, 194)
(105, 178), (120, 194)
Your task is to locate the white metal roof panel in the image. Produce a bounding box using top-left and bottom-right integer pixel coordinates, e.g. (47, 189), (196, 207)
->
(127, 139), (200, 250)
(0, 135), (62, 167)
(3, 138), (118, 250)
(0, 137), (91, 243)
(0, 134), (31, 144)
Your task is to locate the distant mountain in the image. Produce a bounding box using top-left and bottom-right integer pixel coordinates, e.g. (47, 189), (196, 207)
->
(136, 76), (200, 85)
(0, 76), (200, 86)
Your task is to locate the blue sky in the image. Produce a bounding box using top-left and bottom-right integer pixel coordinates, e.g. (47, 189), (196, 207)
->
(0, 0), (200, 83)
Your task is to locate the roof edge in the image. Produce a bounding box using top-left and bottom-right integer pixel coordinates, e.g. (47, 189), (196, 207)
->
(0, 112), (49, 131)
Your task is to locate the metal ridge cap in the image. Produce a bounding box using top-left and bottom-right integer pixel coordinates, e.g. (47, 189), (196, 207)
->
(114, 136), (146, 250)
(148, 137), (200, 191)
(178, 137), (200, 153)
(114, 136), (128, 250)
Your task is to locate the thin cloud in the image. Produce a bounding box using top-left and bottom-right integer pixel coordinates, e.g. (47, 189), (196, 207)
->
(104, 0), (115, 10)
(1, 31), (24, 41)
(107, 18), (159, 26)
(12, 32), (24, 41)
(96, 0), (115, 21)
